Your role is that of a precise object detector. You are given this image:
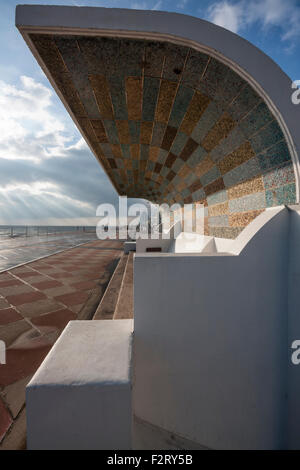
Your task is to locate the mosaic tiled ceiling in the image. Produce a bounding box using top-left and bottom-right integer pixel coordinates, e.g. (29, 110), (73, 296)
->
(30, 34), (296, 238)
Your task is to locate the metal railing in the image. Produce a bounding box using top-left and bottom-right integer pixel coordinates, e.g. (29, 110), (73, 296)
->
(0, 226), (97, 239)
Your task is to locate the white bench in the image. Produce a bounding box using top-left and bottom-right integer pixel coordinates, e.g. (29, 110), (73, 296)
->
(26, 320), (133, 450)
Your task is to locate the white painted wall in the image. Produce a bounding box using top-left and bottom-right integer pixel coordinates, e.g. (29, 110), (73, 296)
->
(134, 207), (290, 449)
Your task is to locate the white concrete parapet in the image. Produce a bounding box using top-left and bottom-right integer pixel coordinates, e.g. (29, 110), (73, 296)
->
(26, 320), (133, 450)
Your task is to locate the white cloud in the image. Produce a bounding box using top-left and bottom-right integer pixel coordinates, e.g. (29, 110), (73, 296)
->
(207, 0), (300, 43)
(131, 0), (163, 10)
(177, 0), (188, 9)
(0, 75), (118, 223)
(0, 75), (70, 162)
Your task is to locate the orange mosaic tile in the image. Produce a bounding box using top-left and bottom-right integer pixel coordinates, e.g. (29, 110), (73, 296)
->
(202, 112), (236, 152)
(89, 74), (114, 119)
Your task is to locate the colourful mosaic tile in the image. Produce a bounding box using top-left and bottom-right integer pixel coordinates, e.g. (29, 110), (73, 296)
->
(30, 34), (297, 238)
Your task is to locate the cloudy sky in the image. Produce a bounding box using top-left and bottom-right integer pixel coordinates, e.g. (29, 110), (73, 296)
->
(0, 0), (299, 224)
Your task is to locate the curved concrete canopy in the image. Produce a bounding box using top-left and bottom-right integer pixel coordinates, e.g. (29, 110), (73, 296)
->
(16, 5), (300, 238)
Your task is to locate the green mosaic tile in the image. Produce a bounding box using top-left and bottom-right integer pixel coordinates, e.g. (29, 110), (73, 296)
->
(263, 163), (294, 190)
(266, 183), (296, 206)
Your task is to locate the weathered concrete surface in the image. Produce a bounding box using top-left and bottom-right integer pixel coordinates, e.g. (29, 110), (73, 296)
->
(26, 320), (133, 450)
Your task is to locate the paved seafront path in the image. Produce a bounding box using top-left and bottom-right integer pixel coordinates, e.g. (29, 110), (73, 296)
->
(0, 239), (123, 449)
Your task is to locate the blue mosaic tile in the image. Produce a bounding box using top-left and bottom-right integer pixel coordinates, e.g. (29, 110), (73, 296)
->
(206, 189), (227, 206)
(171, 158), (185, 173)
(140, 144), (150, 160)
(258, 141), (291, 171)
(223, 157), (261, 188)
(103, 120), (119, 144)
(239, 102), (273, 138)
(132, 159), (139, 170)
(151, 122), (167, 147)
(100, 143), (113, 158)
(210, 126), (245, 163)
(142, 77), (160, 122)
(200, 166), (221, 187)
(129, 121), (140, 144)
(192, 188), (206, 201)
(157, 148), (168, 164)
(209, 215), (229, 227)
(121, 144), (131, 159)
(169, 86), (194, 128)
(170, 132), (189, 156)
(228, 192), (266, 213)
(186, 146), (207, 168)
(191, 101), (224, 143)
(109, 75), (128, 120)
(227, 84), (261, 121)
(249, 120), (284, 153)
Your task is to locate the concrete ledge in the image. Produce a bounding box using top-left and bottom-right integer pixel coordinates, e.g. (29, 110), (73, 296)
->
(26, 320), (133, 450)
(124, 241), (136, 254)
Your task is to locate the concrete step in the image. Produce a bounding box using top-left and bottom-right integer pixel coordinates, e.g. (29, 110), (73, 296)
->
(114, 252), (134, 320)
(93, 254), (128, 320)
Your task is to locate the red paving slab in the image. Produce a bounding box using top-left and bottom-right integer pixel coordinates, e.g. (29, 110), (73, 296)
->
(0, 309), (23, 325)
(0, 239), (123, 448)
(31, 280), (63, 290)
(6, 291), (46, 307)
(0, 279), (23, 288)
(31, 309), (76, 331)
(55, 290), (90, 306)
(70, 280), (98, 290)
(0, 341), (52, 386)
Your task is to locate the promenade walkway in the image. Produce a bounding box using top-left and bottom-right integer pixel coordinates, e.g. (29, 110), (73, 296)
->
(0, 232), (99, 272)
(0, 239), (123, 449)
